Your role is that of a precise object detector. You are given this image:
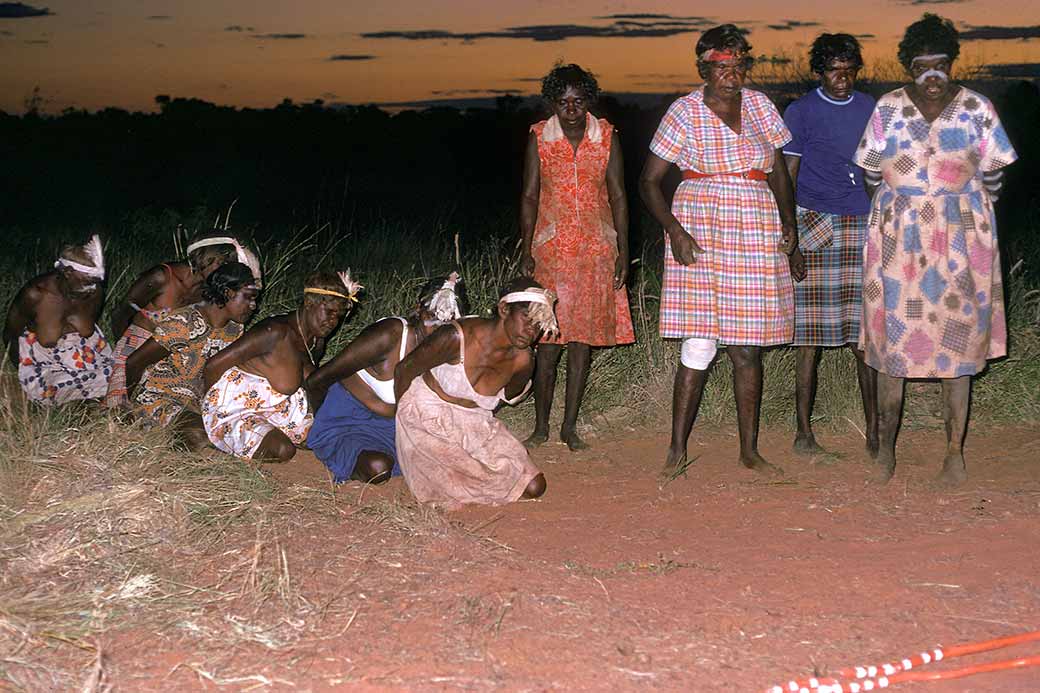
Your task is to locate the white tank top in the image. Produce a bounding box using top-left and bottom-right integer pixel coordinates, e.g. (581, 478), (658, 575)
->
(355, 317), (408, 404)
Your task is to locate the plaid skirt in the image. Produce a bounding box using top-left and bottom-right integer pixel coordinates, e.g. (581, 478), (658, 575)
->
(660, 178), (794, 344)
(792, 211), (868, 347)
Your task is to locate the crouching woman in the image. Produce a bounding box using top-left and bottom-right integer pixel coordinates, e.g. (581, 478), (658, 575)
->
(393, 278), (552, 510)
(202, 271), (358, 462)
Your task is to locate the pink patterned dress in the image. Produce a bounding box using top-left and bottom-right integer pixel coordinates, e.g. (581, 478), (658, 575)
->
(530, 114), (634, 346)
(853, 87), (1017, 378)
(650, 88), (794, 344)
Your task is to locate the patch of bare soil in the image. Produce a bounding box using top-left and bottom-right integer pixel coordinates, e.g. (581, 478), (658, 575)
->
(103, 424), (1040, 691)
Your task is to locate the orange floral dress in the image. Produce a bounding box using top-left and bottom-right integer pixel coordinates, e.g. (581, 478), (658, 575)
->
(530, 114), (635, 346)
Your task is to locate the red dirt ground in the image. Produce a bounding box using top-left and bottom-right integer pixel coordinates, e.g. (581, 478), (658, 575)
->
(111, 423), (1040, 692)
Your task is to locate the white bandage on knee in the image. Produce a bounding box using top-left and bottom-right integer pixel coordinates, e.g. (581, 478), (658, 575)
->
(680, 338), (717, 370)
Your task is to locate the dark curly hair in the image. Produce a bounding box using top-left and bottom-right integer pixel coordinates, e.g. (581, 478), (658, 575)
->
(417, 274), (471, 315)
(810, 33), (864, 74)
(695, 24), (753, 78)
(202, 261), (256, 306)
(541, 63), (600, 104)
(897, 13), (960, 70)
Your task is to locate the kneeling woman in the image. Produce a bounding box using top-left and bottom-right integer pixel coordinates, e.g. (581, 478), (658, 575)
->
(202, 271), (358, 462)
(306, 274), (468, 484)
(126, 262), (259, 444)
(393, 278), (552, 510)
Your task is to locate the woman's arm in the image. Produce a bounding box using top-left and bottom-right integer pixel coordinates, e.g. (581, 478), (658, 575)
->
(638, 153), (702, 265)
(519, 131), (541, 276)
(783, 154), (801, 189)
(3, 286), (37, 367)
(124, 338), (170, 394)
(203, 322), (280, 390)
(393, 324), (459, 402)
(111, 265), (168, 338)
(502, 352), (535, 402)
(606, 130), (630, 289)
(768, 148), (806, 281)
(306, 320), (398, 406)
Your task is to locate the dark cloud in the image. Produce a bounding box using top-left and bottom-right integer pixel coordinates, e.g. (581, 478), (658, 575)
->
(767, 20), (821, 31)
(430, 88), (522, 96)
(904, 0), (966, 4)
(328, 54), (376, 61)
(251, 33), (308, 40)
(146, 15), (172, 21)
(224, 25), (255, 32)
(984, 62), (1040, 77)
(0, 29), (13, 35)
(362, 17), (720, 43)
(24, 38), (47, 44)
(960, 25), (1040, 40)
(756, 55), (793, 65)
(511, 77), (543, 83)
(855, 33), (877, 39)
(625, 72), (687, 79)
(0, 2), (52, 18)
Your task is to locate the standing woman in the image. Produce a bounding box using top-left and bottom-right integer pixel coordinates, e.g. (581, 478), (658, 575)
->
(853, 14), (1017, 483)
(639, 25), (805, 476)
(520, 63), (635, 451)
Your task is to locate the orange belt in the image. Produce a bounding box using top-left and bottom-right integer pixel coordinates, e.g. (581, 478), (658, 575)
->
(682, 169), (768, 181)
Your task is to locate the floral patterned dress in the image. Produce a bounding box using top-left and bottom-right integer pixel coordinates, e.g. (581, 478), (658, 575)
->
(133, 305), (243, 425)
(853, 87), (1017, 378)
(530, 114), (635, 346)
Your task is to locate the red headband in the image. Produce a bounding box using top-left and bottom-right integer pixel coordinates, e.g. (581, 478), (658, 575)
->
(699, 48), (744, 63)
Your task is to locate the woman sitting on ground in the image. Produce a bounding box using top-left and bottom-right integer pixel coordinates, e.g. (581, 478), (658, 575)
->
(202, 271), (358, 462)
(106, 230), (260, 408)
(306, 273), (469, 484)
(393, 277), (551, 510)
(4, 235), (113, 405)
(125, 262), (260, 447)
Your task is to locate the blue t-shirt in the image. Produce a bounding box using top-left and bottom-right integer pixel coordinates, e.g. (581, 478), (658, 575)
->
(783, 88), (875, 216)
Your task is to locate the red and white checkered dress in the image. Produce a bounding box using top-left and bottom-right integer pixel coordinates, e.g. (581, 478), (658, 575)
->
(651, 88), (794, 345)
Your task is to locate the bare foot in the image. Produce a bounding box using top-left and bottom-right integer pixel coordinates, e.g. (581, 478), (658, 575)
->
(792, 433), (826, 456)
(560, 428), (589, 452)
(740, 451), (784, 477)
(523, 429), (549, 449)
(937, 453), (967, 486)
(662, 446), (686, 472)
(871, 448), (896, 484)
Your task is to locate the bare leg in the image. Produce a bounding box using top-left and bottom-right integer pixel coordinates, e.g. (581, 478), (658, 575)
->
(172, 411), (211, 451)
(253, 429), (297, 462)
(793, 346), (825, 455)
(560, 341), (591, 451)
(351, 450), (395, 484)
(664, 363), (711, 471)
(874, 372), (905, 482)
(938, 375), (971, 485)
(525, 344), (562, 448)
(851, 345), (879, 458)
(522, 473), (547, 499)
(728, 345), (782, 475)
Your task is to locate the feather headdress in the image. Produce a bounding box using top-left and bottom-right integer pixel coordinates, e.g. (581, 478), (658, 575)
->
(185, 235), (263, 288)
(425, 271), (463, 322)
(303, 269), (363, 303)
(55, 234), (105, 279)
(501, 287), (559, 338)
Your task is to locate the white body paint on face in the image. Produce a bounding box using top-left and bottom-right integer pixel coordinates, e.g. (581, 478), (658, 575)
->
(915, 69), (949, 85)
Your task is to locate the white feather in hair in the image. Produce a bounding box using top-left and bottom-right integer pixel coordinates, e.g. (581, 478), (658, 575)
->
(338, 269), (363, 302)
(425, 271), (463, 322)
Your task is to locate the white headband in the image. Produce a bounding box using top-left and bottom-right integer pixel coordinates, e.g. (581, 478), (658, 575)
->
(501, 288), (559, 337)
(424, 271), (463, 322)
(502, 290), (552, 306)
(186, 235), (263, 288)
(55, 234), (105, 279)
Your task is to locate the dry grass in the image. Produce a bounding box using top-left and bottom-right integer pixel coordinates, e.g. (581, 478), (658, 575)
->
(0, 375), (490, 689)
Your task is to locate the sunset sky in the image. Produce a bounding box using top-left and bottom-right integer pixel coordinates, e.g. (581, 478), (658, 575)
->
(1, 0), (1038, 113)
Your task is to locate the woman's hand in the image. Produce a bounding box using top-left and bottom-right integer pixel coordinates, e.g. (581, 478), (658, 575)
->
(787, 248), (806, 282)
(667, 224), (704, 266)
(520, 252), (536, 277)
(779, 223), (798, 255)
(613, 254), (628, 289)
